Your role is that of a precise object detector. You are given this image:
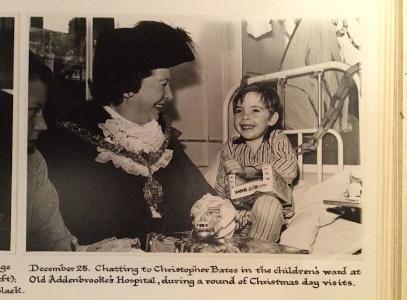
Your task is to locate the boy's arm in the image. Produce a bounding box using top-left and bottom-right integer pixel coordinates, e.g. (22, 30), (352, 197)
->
(270, 131), (298, 184)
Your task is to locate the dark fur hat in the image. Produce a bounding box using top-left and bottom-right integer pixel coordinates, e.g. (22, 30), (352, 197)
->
(29, 51), (53, 83)
(92, 21), (195, 105)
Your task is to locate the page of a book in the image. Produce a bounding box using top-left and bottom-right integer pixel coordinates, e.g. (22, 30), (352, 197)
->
(0, 0), (404, 299)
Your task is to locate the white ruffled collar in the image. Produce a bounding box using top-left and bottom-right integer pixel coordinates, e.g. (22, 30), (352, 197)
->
(94, 106), (173, 178)
(102, 106), (165, 153)
(104, 105), (156, 129)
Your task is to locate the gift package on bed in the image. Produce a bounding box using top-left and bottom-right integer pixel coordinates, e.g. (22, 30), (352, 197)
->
(228, 165), (291, 205)
(146, 232), (309, 254)
(146, 232), (206, 253)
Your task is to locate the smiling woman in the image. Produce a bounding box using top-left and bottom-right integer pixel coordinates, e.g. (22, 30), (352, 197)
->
(34, 20), (214, 250)
(111, 69), (173, 125)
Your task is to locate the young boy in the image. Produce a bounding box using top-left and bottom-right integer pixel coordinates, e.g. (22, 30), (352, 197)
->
(215, 82), (298, 242)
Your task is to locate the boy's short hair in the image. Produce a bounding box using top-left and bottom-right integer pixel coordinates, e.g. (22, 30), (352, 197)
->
(231, 81), (281, 114)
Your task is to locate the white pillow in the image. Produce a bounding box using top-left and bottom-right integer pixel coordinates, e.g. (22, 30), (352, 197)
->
(293, 169), (351, 213)
(280, 169), (351, 252)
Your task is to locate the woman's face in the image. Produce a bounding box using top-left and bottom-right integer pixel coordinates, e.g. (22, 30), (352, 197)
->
(129, 68), (173, 124)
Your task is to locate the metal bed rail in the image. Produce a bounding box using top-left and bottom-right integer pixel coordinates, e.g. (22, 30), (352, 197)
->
(222, 61), (355, 182)
(284, 128), (344, 183)
(223, 61), (361, 142)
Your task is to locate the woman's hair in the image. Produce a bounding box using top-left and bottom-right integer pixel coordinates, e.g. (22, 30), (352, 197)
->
(29, 51), (53, 84)
(231, 81), (282, 123)
(91, 21), (195, 106)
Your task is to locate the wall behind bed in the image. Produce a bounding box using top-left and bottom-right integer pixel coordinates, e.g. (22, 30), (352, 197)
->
(32, 16), (362, 173)
(241, 18), (362, 167)
(32, 15), (243, 169)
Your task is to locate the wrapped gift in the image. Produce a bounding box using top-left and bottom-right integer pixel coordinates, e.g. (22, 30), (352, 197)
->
(191, 194), (236, 240)
(146, 232), (216, 253)
(146, 232), (308, 254)
(228, 165), (292, 205)
(77, 237), (142, 252)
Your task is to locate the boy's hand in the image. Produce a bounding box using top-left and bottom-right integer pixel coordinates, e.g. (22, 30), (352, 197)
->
(224, 159), (245, 177)
(225, 159), (260, 180)
(225, 159), (247, 185)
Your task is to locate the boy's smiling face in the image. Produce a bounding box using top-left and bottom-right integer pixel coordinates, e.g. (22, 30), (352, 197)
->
(234, 92), (278, 142)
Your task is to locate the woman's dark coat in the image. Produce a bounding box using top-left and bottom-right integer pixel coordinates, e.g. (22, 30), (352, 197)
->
(38, 101), (213, 248)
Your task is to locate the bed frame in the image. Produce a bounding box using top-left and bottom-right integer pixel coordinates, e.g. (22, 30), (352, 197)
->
(223, 61), (361, 183)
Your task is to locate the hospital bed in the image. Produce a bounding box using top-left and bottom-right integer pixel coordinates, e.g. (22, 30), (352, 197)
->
(204, 61), (363, 255)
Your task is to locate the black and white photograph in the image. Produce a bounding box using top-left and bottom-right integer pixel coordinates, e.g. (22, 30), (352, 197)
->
(26, 15), (363, 255)
(0, 17), (15, 251)
(0, 0), (400, 298)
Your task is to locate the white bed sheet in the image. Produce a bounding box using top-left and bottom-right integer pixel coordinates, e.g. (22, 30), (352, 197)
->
(203, 153), (363, 255)
(281, 168), (363, 254)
